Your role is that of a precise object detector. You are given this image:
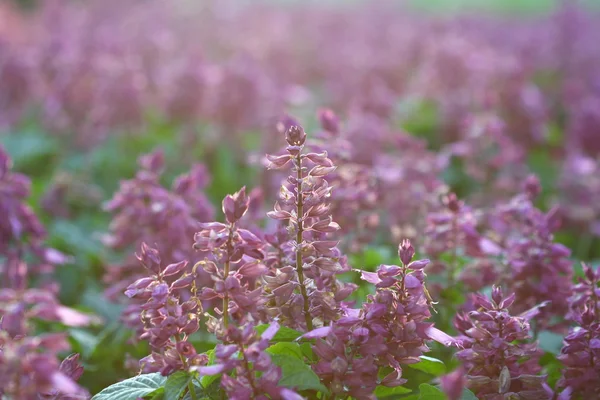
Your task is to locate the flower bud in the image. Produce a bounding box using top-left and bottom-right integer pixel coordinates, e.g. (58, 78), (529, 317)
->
(318, 109), (340, 134)
(222, 187), (249, 224)
(398, 239), (415, 266)
(176, 341), (197, 357)
(136, 243), (162, 274)
(162, 260), (189, 277)
(285, 126), (306, 147)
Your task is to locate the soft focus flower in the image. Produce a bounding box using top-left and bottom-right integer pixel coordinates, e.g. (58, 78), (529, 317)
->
(192, 322), (301, 400)
(0, 146), (87, 399)
(125, 243), (203, 374)
(308, 239), (453, 398)
(440, 367), (467, 400)
(454, 286), (547, 399)
(103, 150), (214, 333)
(557, 263), (600, 398)
(484, 177), (573, 330)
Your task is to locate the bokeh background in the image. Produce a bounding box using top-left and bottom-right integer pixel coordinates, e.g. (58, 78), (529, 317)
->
(1, 0), (600, 396)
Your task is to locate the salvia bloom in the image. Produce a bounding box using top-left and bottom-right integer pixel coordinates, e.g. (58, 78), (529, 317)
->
(0, 332), (88, 400)
(484, 175), (573, 330)
(557, 263), (600, 398)
(373, 128), (447, 247)
(103, 150), (214, 331)
(440, 111), (529, 206)
(193, 187), (269, 336)
(192, 323), (301, 400)
(305, 240), (454, 399)
(454, 286), (547, 399)
(0, 146), (69, 279)
(423, 192), (491, 291)
(558, 155), (600, 237)
(124, 243), (204, 375)
(127, 192), (303, 398)
(440, 367), (467, 400)
(309, 109), (380, 251)
(0, 146), (87, 399)
(266, 124), (356, 331)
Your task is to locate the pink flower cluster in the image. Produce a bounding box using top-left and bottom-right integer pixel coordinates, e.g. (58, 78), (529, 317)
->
(0, 146), (88, 399)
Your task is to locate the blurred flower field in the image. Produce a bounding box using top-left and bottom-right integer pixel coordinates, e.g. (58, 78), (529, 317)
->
(1, 0), (600, 399)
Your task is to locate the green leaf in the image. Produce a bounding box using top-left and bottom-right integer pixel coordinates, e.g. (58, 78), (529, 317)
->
(270, 354), (329, 394)
(266, 342), (304, 359)
(255, 324), (302, 342)
(401, 396), (420, 400)
(200, 350), (219, 389)
(0, 131), (59, 175)
(374, 385), (412, 398)
(299, 342), (315, 362)
(538, 330), (564, 355)
(92, 373), (167, 400)
(418, 383), (448, 400)
(145, 388), (165, 400)
(407, 356), (446, 377)
(69, 328), (99, 358)
(182, 378), (221, 400)
(164, 371), (192, 400)
(460, 388), (478, 400)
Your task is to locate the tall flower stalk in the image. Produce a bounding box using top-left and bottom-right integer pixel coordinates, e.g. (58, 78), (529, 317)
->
(266, 125), (344, 331)
(454, 286), (548, 399)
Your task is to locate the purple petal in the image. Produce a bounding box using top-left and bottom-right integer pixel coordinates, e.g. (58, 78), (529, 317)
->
(299, 326), (331, 340)
(261, 322), (281, 341)
(192, 364), (225, 375)
(360, 271), (381, 285)
(280, 388), (304, 400)
(404, 275), (421, 289)
(425, 326), (457, 347)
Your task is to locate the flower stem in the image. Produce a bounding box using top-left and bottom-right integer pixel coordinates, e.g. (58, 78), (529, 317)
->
(449, 213), (458, 284)
(223, 223), (235, 329)
(240, 343), (259, 398)
(295, 153), (313, 331)
(188, 381), (198, 400)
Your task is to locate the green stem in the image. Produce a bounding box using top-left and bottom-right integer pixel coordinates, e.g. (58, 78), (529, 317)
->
(449, 213), (458, 284)
(188, 381), (198, 400)
(295, 153), (313, 331)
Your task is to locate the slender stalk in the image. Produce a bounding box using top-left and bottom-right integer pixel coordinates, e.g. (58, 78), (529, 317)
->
(590, 284), (598, 367)
(223, 224), (235, 329)
(449, 213), (458, 284)
(239, 343), (258, 398)
(188, 381), (198, 400)
(295, 154), (313, 331)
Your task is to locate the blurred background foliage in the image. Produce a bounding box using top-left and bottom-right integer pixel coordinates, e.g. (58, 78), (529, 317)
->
(1, 0), (600, 396)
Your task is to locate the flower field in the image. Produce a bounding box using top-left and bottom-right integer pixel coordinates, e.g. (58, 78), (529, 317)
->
(1, 0), (600, 399)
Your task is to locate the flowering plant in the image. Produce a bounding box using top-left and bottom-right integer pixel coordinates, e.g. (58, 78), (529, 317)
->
(93, 124), (456, 400)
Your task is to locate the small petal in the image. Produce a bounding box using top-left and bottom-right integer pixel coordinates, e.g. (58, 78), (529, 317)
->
(162, 260), (189, 277)
(299, 327), (331, 340)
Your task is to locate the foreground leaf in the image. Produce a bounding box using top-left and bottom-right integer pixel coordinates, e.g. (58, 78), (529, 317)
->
(418, 383), (448, 400)
(407, 356), (447, 377)
(374, 385), (412, 398)
(164, 371), (192, 400)
(92, 373), (167, 400)
(256, 324), (303, 342)
(538, 330), (564, 354)
(460, 388), (478, 400)
(200, 350), (219, 389)
(266, 342), (304, 359)
(270, 354), (329, 394)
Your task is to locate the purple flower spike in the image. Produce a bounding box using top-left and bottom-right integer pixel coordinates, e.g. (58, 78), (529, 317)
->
(454, 286), (547, 398)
